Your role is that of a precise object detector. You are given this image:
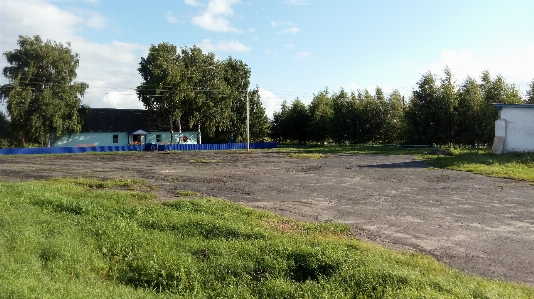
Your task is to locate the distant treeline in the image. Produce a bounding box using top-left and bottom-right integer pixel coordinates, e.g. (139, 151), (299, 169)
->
(270, 67), (534, 145)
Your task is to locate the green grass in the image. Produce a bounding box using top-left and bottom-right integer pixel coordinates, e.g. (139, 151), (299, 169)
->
(175, 190), (201, 197)
(424, 149), (534, 183)
(1, 178), (533, 298)
(286, 153), (326, 159)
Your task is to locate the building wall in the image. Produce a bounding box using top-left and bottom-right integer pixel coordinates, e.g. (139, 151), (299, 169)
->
(54, 131), (198, 147)
(493, 107), (534, 153)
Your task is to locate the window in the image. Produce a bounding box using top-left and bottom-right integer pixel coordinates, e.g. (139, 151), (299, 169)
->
(156, 134), (162, 143)
(113, 134), (118, 143)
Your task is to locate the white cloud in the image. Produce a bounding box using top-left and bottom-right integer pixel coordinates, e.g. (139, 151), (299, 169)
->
(270, 21), (277, 27)
(0, 0), (148, 110)
(166, 11), (178, 24)
(280, 27), (300, 34)
(284, 0), (308, 6)
(295, 51), (313, 60)
(258, 88), (284, 119)
(102, 91), (144, 109)
(422, 48), (534, 93)
(198, 39), (251, 53)
(191, 0), (241, 32)
(184, 0), (201, 6)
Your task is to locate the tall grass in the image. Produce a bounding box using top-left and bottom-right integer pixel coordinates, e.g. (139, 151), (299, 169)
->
(1, 179), (533, 298)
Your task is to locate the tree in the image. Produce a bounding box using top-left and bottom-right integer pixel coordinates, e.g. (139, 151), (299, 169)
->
(403, 69), (457, 145)
(479, 70), (523, 143)
(526, 78), (534, 104)
(285, 98), (309, 144)
(137, 42), (183, 143)
(1, 35), (88, 147)
(247, 89), (270, 142)
(0, 110), (13, 148)
(330, 89), (352, 144)
(308, 88), (333, 144)
(270, 100), (289, 143)
(455, 76), (483, 144)
(384, 89), (404, 144)
(137, 44), (254, 144)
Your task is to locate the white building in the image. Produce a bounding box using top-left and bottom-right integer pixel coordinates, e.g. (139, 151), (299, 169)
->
(492, 104), (534, 154)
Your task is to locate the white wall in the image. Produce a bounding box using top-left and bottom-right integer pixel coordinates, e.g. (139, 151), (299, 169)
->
(54, 131), (199, 147)
(497, 107), (534, 153)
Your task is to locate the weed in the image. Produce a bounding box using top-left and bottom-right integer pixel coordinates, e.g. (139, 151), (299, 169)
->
(174, 190), (201, 197)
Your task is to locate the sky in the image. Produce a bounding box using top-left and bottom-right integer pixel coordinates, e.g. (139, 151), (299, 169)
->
(1, 0), (533, 119)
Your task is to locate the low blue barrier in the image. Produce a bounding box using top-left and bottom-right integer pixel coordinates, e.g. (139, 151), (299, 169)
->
(0, 142), (277, 155)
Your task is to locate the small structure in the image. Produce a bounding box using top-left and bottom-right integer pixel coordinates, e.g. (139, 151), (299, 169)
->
(53, 108), (197, 147)
(492, 104), (534, 154)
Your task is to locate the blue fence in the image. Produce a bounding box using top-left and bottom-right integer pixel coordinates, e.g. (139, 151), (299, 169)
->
(0, 142), (277, 155)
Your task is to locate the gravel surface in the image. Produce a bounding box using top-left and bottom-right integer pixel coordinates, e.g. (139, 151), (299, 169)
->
(1, 150), (533, 286)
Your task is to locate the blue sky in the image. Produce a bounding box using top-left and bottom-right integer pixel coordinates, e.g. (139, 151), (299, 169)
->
(1, 0), (533, 118)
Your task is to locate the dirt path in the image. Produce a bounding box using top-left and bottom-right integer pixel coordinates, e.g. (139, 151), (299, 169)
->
(1, 151), (533, 286)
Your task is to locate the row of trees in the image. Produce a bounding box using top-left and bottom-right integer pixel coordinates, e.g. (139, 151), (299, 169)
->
(272, 68), (534, 145)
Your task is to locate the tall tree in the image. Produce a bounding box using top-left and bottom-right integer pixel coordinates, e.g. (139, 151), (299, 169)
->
(270, 100), (289, 143)
(330, 89), (352, 144)
(247, 89), (270, 142)
(455, 76), (483, 144)
(404, 68), (457, 144)
(1, 35), (88, 147)
(137, 42), (183, 143)
(285, 98), (309, 144)
(308, 88), (333, 144)
(385, 89), (404, 144)
(526, 78), (534, 104)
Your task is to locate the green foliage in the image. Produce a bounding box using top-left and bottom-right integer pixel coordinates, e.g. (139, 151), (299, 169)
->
(0, 110), (15, 147)
(308, 88), (333, 144)
(1, 35), (89, 147)
(137, 43), (267, 144)
(1, 179), (533, 298)
(271, 68), (531, 147)
(526, 79), (534, 104)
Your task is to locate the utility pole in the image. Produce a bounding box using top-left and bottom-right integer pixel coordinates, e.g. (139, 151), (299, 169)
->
(246, 90), (250, 151)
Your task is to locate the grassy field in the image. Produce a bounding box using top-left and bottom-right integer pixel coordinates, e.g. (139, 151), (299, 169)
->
(1, 178), (533, 298)
(275, 145), (534, 183)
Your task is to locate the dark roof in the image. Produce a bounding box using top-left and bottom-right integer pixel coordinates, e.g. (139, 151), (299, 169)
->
(493, 103), (534, 110)
(81, 108), (189, 133)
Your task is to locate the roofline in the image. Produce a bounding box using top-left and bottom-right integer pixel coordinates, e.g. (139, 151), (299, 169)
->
(492, 103), (534, 110)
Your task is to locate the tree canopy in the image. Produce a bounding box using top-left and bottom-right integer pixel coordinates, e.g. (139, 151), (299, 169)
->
(1, 35), (88, 147)
(270, 67), (532, 146)
(137, 43), (266, 143)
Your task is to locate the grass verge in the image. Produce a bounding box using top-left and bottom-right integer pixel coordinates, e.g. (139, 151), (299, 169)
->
(1, 178), (533, 298)
(423, 149), (534, 183)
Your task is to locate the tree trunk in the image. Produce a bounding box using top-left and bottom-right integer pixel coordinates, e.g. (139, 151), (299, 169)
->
(178, 118), (182, 144)
(169, 118), (174, 144)
(197, 123), (201, 144)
